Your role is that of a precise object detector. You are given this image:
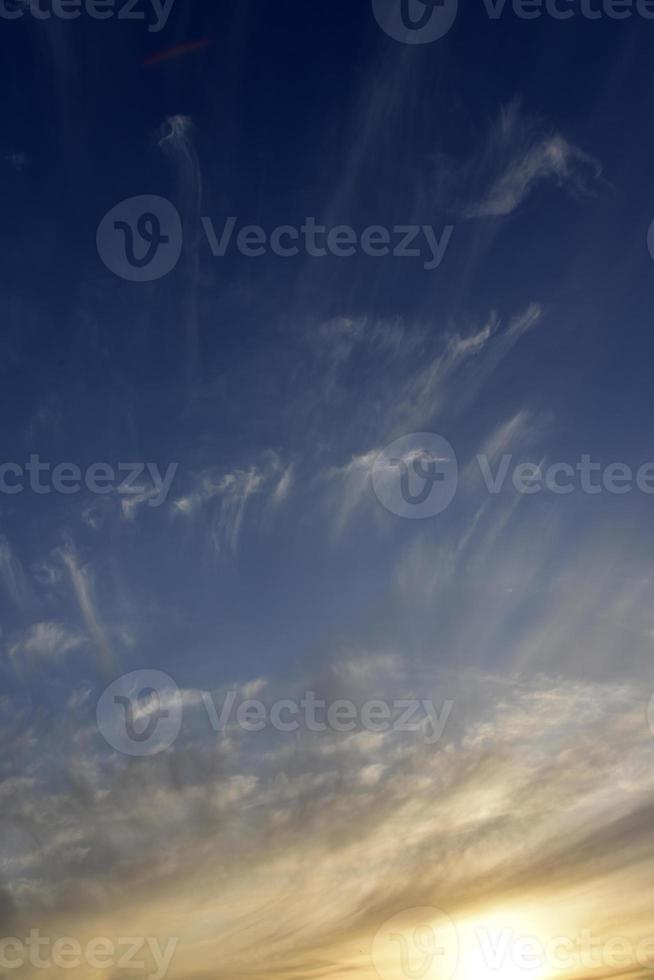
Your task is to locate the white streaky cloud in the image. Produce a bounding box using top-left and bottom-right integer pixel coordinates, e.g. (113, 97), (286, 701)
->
(465, 102), (602, 218)
(157, 114), (202, 211)
(81, 503), (103, 529)
(449, 319), (493, 356)
(316, 315), (412, 367)
(119, 686), (205, 726)
(59, 547), (116, 674)
(0, 535), (31, 611)
(506, 300), (542, 338)
(303, 315), (425, 424)
(215, 468), (265, 553)
(31, 558), (63, 589)
(157, 114), (193, 154)
(511, 547), (654, 679)
(8, 621), (84, 667)
(120, 486), (160, 521)
(241, 677), (268, 699)
(272, 463), (294, 506)
(323, 448), (379, 536)
(461, 407), (544, 491)
(390, 314), (499, 424)
(173, 452), (289, 555)
(292, 307), (540, 452)
(471, 135), (598, 217)
(67, 686), (93, 710)
(388, 303), (543, 430)
(329, 651), (403, 693)
(480, 409), (531, 460)
(157, 114), (203, 376)
(322, 303), (543, 538)
(173, 470), (258, 518)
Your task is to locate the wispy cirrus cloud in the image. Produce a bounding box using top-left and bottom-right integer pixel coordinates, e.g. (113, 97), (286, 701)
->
(173, 452), (291, 554)
(464, 102), (602, 218)
(8, 621), (84, 668)
(320, 303), (542, 535)
(0, 535), (32, 612)
(157, 114), (202, 212)
(157, 113), (203, 376)
(387, 302), (542, 428)
(59, 547), (116, 675)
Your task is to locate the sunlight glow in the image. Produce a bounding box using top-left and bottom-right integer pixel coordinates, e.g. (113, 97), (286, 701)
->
(455, 910), (552, 980)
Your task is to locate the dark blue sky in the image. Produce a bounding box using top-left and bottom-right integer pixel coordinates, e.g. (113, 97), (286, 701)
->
(1, 1), (654, 693)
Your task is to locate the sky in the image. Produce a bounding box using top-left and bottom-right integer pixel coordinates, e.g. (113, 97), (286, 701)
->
(2, 1), (654, 979)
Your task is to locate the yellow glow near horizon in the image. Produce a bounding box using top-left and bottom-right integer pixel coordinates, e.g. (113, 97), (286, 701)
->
(455, 909), (551, 980)
(371, 905), (556, 980)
